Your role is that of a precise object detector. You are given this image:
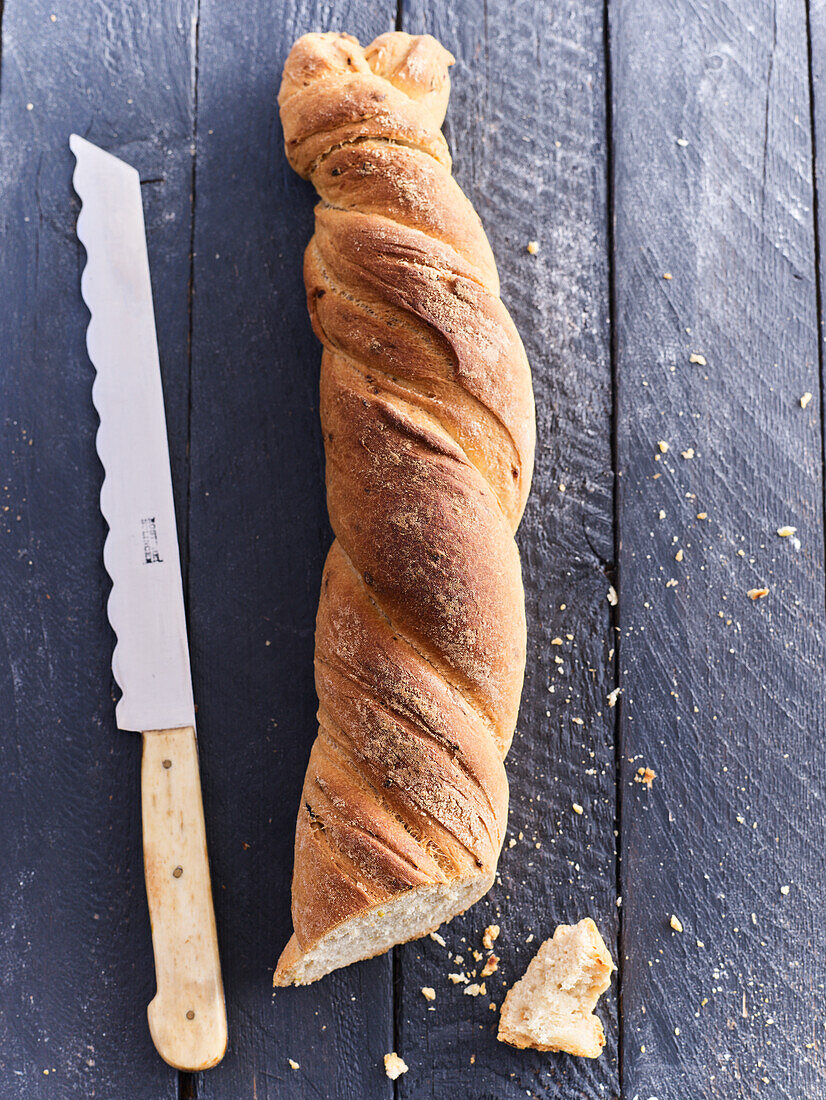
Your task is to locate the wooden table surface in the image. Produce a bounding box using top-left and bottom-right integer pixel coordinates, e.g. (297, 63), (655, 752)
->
(2, 1), (826, 1097)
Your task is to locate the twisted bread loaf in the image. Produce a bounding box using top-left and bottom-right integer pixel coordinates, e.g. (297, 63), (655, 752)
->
(274, 30), (535, 986)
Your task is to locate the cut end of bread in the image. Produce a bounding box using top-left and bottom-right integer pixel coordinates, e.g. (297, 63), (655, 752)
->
(273, 872), (493, 986)
(497, 917), (614, 1058)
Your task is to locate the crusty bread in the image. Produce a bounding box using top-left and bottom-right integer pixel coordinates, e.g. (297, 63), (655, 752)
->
(497, 919), (614, 1057)
(274, 31), (535, 987)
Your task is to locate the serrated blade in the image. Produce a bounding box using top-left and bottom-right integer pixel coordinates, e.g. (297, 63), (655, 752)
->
(71, 134), (195, 733)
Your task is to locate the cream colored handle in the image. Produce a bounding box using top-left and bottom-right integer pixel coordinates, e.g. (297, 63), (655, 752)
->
(141, 726), (227, 1071)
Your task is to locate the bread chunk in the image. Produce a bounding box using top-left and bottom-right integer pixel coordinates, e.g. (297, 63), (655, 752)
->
(497, 918), (614, 1057)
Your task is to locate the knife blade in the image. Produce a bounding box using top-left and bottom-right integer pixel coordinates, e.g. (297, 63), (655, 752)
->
(71, 133), (194, 734)
(71, 134), (226, 1072)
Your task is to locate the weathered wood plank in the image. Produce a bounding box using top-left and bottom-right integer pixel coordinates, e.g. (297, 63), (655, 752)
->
(0, 0), (195, 1096)
(188, 4), (398, 1098)
(398, 3), (619, 1097)
(611, 0), (826, 1095)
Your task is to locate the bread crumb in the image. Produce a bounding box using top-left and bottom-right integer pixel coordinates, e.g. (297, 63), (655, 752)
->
(429, 931), (446, 947)
(384, 1052), (408, 1080)
(607, 687), (621, 707)
(572, 717), (584, 726)
(470, 1053), (476, 1064)
(508, 838), (516, 848)
(663, 272), (673, 280)
(658, 509), (666, 520)
(689, 353), (706, 365)
(696, 512), (707, 520)
(526, 240), (539, 255)
(607, 585), (618, 606)
(675, 548), (684, 562)
(498, 918), (614, 1057)
(681, 448), (694, 459)
(288, 1059), (300, 1070)
(670, 914), (683, 933)
(480, 955), (500, 978)
(448, 972), (468, 984)
(657, 440), (669, 453)
(747, 587), (769, 600)
(482, 925), (501, 951)
(421, 986), (436, 1001)
(801, 392), (813, 408)
(780, 885), (790, 896)
(635, 766), (656, 788)
(676, 137), (689, 146)
(776, 526), (796, 537)
(551, 636), (563, 645)
(572, 802), (584, 815)
(464, 982), (486, 997)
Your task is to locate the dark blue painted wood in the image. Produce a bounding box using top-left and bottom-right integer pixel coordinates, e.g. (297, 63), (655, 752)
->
(611, 0), (826, 1095)
(4, 0), (826, 1097)
(188, 4), (397, 1099)
(0, 1), (194, 1096)
(396, 2), (619, 1098)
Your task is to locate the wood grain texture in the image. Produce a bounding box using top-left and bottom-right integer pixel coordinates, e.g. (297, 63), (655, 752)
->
(142, 728), (226, 1072)
(397, 3), (619, 1097)
(0, 1), (194, 1096)
(611, 0), (826, 1095)
(187, 3), (399, 1098)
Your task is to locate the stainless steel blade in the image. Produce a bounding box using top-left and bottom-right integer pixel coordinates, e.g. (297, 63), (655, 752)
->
(71, 134), (195, 733)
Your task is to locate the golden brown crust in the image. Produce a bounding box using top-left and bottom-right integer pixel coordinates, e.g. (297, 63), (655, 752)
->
(275, 30), (535, 982)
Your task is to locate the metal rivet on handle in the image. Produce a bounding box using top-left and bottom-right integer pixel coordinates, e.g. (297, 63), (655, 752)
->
(162, 759), (172, 769)
(186, 1010), (195, 1020)
(173, 866), (183, 878)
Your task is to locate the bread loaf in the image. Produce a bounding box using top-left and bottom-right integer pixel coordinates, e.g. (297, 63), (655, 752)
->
(274, 30), (535, 986)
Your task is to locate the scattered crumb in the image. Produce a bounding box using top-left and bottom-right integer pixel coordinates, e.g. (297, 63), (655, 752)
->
(675, 548), (684, 562)
(658, 509), (666, 520)
(572, 717), (584, 726)
(607, 585), (618, 606)
(430, 931), (446, 947)
(384, 1053), (409, 1080)
(480, 955), (500, 978)
(607, 687), (621, 707)
(508, 838), (516, 848)
(697, 939), (705, 948)
(670, 915), (684, 933)
(689, 353), (706, 365)
(464, 983), (487, 997)
(470, 1054), (476, 1064)
(551, 636), (563, 645)
(780, 885), (790, 896)
(747, 587), (769, 600)
(681, 447), (694, 459)
(663, 272), (673, 280)
(676, 137), (689, 146)
(776, 526), (797, 537)
(526, 240), (539, 255)
(801, 392), (813, 408)
(421, 987), (436, 1001)
(658, 440), (669, 453)
(288, 1059), (300, 1070)
(483, 925), (501, 951)
(635, 766), (656, 788)
(572, 802), (584, 815)
(26, 103), (34, 111)
(448, 972), (468, 984)
(696, 512), (707, 520)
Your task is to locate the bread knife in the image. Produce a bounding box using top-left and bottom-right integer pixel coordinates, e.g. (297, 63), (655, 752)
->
(70, 134), (227, 1071)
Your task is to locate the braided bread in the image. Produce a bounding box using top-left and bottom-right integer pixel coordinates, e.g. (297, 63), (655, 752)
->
(274, 30), (535, 986)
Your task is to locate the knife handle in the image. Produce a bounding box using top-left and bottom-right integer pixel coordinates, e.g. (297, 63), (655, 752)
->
(141, 726), (227, 1071)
